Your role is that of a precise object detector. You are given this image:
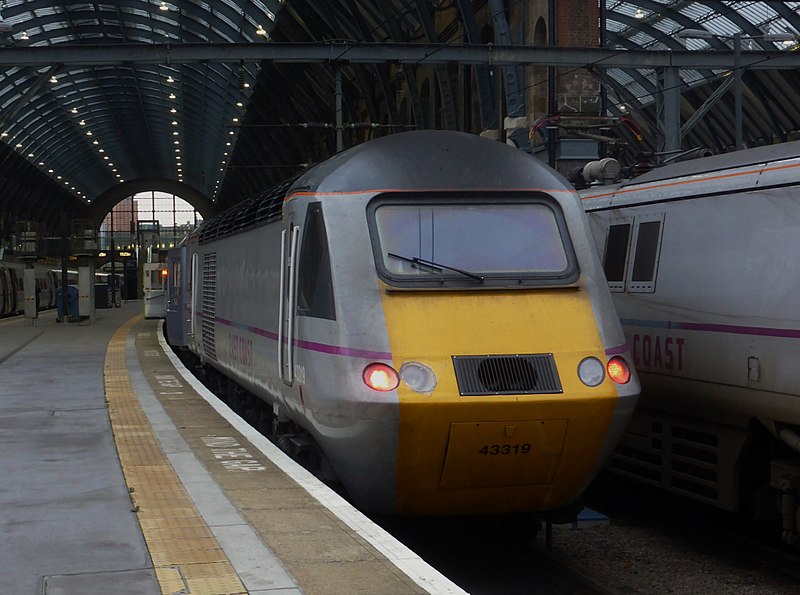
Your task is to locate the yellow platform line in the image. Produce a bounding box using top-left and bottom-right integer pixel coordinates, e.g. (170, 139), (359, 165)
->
(104, 314), (247, 595)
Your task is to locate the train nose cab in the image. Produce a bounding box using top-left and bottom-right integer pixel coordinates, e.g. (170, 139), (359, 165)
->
(360, 192), (637, 515)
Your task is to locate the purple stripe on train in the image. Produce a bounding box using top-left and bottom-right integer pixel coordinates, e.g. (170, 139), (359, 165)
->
(215, 316), (393, 360)
(621, 318), (800, 339)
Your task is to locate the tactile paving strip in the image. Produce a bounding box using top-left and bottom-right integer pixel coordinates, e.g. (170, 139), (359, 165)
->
(104, 315), (247, 595)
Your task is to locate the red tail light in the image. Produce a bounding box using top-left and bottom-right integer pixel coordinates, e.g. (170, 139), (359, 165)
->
(607, 356), (631, 384)
(362, 363), (399, 392)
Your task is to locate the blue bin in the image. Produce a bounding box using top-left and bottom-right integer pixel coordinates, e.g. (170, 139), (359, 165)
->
(56, 285), (79, 319)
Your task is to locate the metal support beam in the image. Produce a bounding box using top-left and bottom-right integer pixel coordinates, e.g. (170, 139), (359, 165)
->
(680, 76), (734, 138)
(0, 43), (795, 70)
(657, 66), (682, 154)
(488, 0), (525, 118)
(734, 32), (744, 150)
(335, 66), (343, 152)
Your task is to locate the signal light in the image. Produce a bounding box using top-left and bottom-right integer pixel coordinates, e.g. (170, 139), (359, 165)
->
(607, 357), (631, 384)
(161, 268), (168, 276)
(362, 363), (399, 392)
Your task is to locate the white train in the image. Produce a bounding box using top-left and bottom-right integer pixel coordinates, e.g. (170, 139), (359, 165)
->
(0, 260), (62, 316)
(143, 262), (167, 319)
(166, 130), (640, 516)
(581, 141), (800, 543)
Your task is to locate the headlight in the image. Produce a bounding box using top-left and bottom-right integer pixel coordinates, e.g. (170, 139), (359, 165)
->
(400, 362), (437, 394)
(578, 357), (605, 387)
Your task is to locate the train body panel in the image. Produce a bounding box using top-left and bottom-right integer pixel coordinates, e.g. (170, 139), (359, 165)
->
(165, 247), (189, 347)
(172, 130), (639, 515)
(581, 141), (800, 519)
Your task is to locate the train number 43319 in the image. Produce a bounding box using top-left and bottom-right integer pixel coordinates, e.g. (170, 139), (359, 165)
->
(479, 443), (532, 455)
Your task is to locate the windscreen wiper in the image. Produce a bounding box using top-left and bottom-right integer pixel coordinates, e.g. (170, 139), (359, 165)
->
(387, 252), (484, 283)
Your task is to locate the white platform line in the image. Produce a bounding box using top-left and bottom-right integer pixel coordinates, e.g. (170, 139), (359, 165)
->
(158, 323), (468, 595)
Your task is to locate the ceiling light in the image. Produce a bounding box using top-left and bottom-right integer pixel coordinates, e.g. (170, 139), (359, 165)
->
(243, 82), (250, 88)
(15, 143), (22, 148)
(236, 101), (243, 107)
(20, 31), (29, 41)
(50, 75), (58, 83)
(635, 8), (644, 19)
(160, 1), (169, 10)
(175, 148), (180, 152)
(171, 120), (178, 125)
(99, 148), (104, 153)
(232, 117), (239, 122)
(86, 131), (93, 136)
(48, 169), (54, 173)
(27, 153), (34, 158)
(256, 24), (267, 36)
(38, 162), (44, 166)
(71, 107), (78, 114)
(92, 140), (99, 145)
(172, 131), (179, 136)
(0, 132), (7, 137)
(166, 75), (174, 83)
(57, 175), (62, 179)
(170, 108), (177, 113)
(79, 119), (86, 125)
(174, 140), (179, 145)
(169, 93), (176, 99)
(103, 156), (109, 160)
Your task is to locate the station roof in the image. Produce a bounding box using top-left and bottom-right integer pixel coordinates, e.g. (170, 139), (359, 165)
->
(0, 1), (798, 230)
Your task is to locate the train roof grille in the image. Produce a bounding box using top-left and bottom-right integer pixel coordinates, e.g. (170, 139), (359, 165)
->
(198, 176), (299, 245)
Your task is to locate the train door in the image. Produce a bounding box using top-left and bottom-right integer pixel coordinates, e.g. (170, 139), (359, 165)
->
(165, 247), (188, 347)
(278, 219), (300, 385)
(0, 265), (11, 315)
(189, 252), (198, 340)
(8, 267), (23, 313)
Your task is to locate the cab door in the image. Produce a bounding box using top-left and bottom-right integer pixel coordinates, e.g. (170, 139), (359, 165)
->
(278, 220), (300, 386)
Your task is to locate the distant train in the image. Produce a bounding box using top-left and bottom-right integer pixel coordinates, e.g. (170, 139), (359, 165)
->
(0, 260), (65, 316)
(166, 131), (639, 516)
(143, 262), (167, 319)
(581, 140), (800, 543)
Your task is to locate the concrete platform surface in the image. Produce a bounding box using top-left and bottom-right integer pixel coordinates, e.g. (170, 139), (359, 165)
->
(0, 304), (466, 595)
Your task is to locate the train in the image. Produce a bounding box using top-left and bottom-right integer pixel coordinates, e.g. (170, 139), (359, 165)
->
(165, 130), (640, 516)
(581, 140), (800, 543)
(143, 261), (167, 319)
(0, 259), (63, 316)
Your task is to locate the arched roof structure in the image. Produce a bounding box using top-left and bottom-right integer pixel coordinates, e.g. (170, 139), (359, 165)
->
(0, 1), (797, 234)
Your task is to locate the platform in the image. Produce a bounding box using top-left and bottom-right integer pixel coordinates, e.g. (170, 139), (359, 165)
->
(0, 303), (464, 595)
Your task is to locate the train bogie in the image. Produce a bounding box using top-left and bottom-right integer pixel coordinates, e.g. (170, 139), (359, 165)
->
(169, 131), (639, 516)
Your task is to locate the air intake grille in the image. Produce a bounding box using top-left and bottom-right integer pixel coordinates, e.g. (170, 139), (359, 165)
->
(452, 354), (561, 396)
(201, 252), (217, 361)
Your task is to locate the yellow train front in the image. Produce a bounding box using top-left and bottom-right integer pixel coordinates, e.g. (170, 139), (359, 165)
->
(262, 131), (640, 516)
(176, 131), (638, 515)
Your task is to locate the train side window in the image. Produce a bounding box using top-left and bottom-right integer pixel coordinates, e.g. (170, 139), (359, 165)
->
(297, 202), (336, 320)
(627, 213), (665, 293)
(603, 220), (632, 293)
